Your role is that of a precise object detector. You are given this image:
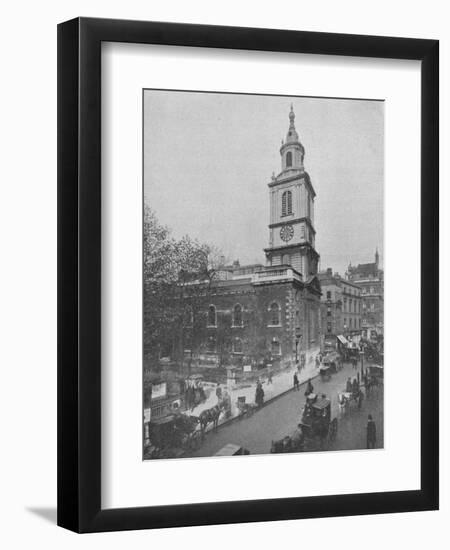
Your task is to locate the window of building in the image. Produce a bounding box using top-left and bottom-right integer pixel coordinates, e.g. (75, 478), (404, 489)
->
(233, 304), (243, 327)
(269, 302), (280, 326)
(282, 254), (290, 265)
(370, 286), (374, 294)
(286, 151), (292, 167)
(184, 331), (192, 352)
(326, 291), (331, 300)
(327, 307), (331, 317)
(207, 336), (216, 353)
(281, 190), (293, 216)
(271, 339), (281, 355)
(300, 225), (305, 239)
(309, 308), (316, 342)
(184, 306), (193, 327)
(327, 322), (332, 333)
(207, 305), (216, 327)
(233, 338), (243, 353)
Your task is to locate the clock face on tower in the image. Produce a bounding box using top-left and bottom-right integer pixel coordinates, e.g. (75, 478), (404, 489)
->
(280, 224), (294, 242)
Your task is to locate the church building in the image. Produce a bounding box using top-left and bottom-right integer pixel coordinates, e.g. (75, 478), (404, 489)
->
(182, 106), (322, 370)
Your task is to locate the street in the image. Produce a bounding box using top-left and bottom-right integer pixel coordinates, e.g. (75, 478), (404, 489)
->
(186, 361), (383, 457)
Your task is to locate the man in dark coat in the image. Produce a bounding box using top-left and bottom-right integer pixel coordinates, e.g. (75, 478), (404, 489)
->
(346, 377), (352, 393)
(366, 414), (377, 448)
(304, 378), (314, 396)
(255, 385), (264, 407)
(293, 372), (299, 391)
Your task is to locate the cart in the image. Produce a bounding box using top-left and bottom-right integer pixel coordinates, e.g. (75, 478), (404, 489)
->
(271, 394), (338, 453)
(214, 443), (250, 456)
(299, 394), (338, 449)
(236, 395), (257, 418)
(319, 364), (333, 381)
(321, 351), (341, 373)
(365, 364), (384, 395)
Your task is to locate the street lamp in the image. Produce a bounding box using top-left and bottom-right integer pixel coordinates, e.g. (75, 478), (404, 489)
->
(295, 331), (302, 365)
(359, 346), (365, 384)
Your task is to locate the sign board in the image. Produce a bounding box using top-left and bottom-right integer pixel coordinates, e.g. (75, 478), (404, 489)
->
(151, 382), (167, 399)
(144, 408), (151, 423)
(243, 364), (252, 372)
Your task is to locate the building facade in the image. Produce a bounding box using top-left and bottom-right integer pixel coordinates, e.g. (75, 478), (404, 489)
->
(318, 268), (362, 347)
(180, 107), (322, 371)
(346, 250), (384, 337)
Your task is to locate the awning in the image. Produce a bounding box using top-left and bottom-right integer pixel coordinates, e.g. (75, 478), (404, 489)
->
(337, 335), (349, 345)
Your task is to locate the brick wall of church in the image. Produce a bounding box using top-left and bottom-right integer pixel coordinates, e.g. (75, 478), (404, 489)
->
(183, 280), (321, 369)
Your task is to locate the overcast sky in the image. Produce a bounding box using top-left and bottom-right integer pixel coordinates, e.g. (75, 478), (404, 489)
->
(144, 90), (383, 275)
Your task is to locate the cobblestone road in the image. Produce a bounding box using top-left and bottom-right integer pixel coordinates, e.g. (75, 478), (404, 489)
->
(186, 361), (383, 457)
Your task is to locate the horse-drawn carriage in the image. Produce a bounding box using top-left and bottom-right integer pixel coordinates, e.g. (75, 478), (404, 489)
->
(236, 395), (258, 419)
(319, 352), (341, 381)
(300, 394), (338, 448)
(144, 413), (201, 459)
(338, 383), (364, 414)
(365, 364), (383, 395)
(270, 394), (338, 453)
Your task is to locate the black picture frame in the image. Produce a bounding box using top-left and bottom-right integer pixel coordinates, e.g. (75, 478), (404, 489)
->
(57, 17), (439, 533)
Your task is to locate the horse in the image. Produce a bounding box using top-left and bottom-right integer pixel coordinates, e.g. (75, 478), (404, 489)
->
(365, 376), (380, 397)
(198, 404), (222, 437)
(338, 390), (363, 416)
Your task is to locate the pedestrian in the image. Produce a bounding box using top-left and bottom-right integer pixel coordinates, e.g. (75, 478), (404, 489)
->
(352, 377), (359, 395)
(293, 372), (299, 391)
(267, 371), (273, 384)
(199, 384), (206, 402)
(366, 414), (377, 448)
(305, 378), (314, 396)
(255, 384), (264, 407)
(346, 377), (352, 393)
(216, 384), (222, 403)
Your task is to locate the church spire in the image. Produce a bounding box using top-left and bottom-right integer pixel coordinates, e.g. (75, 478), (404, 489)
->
(279, 104), (304, 172)
(286, 104), (299, 143)
(375, 247), (379, 267)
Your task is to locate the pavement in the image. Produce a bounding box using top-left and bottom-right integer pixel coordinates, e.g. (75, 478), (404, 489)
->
(185, 361), (383, 457)
(184, 356), (319, 425)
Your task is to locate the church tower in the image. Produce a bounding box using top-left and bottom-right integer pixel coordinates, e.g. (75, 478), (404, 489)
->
(264, 105), (320, 278)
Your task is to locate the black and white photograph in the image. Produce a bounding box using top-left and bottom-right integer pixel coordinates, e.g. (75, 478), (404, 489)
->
(143, 90), (384, 459)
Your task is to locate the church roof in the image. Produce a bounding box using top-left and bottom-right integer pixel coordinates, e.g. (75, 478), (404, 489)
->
(350, 262), (378, 277)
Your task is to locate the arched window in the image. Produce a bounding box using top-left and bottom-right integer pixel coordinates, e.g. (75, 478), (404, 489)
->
(233, 338), (243, 353)
(269, 302), (280, 326)
(286, 151), (292, 167)
(271, 339), (281, 355)
(233, 304), (243, 327)
(282, 254), (290, 265)
(207, 305), (216, 327)
(281, 190), (293, 216)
